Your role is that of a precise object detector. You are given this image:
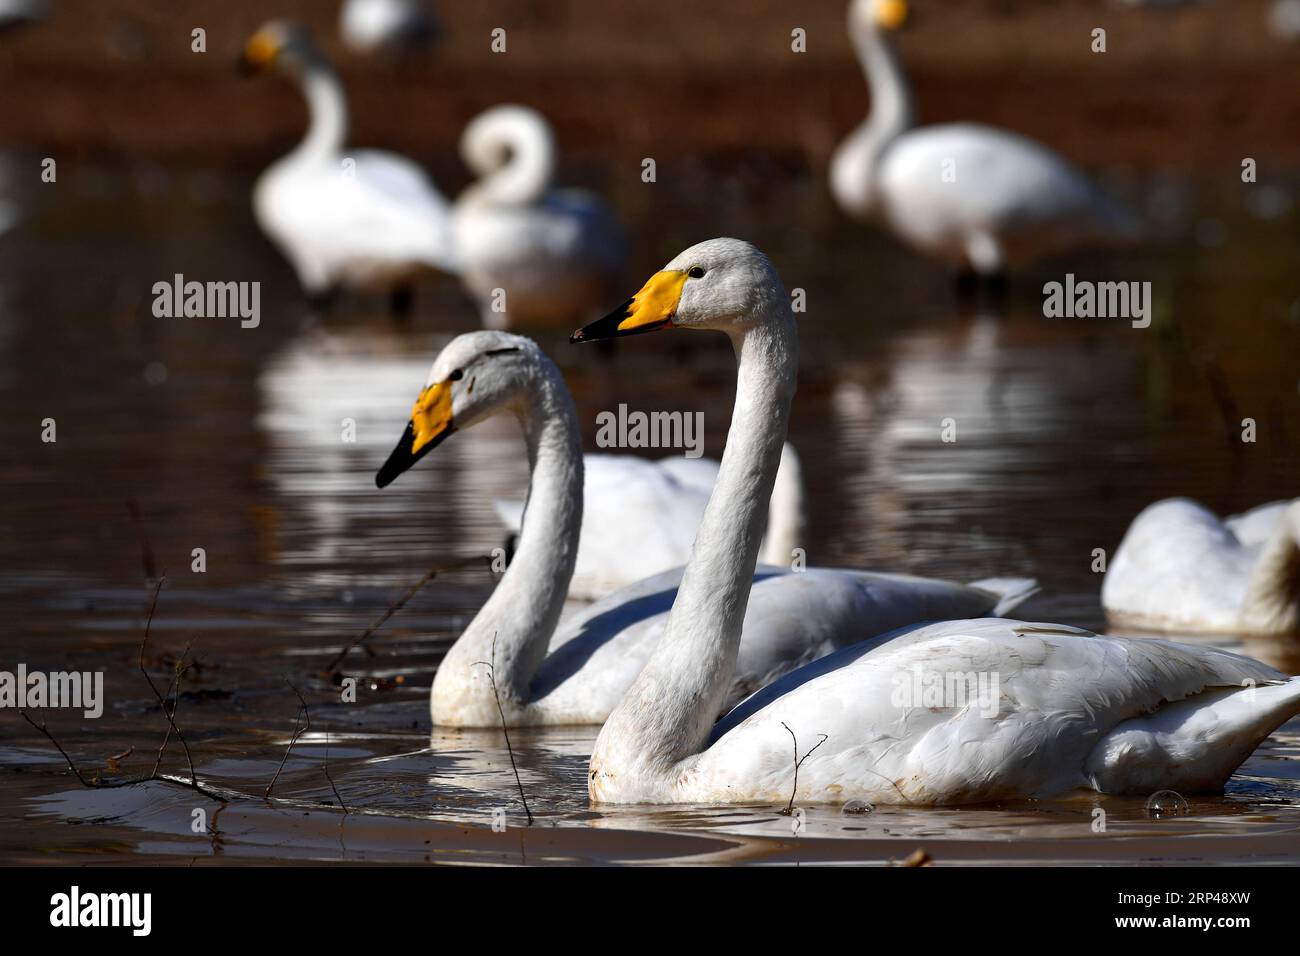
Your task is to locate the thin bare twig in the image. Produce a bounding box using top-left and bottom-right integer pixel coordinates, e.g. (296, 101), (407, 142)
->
(265, 680), (311, 800)
(19, 710), (230, 801)
(322, 730), (347, 814)
(778, 722), (828, 816)
(20, 711), (95, 787)
(325, 553), (491, 673)
(126, 497), (157, 582)
(474, 632), (532, 825)
(149, 642), (192, 778)
(137, 578), (199, 790)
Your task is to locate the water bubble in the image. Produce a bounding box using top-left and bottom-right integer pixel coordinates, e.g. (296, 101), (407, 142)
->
(1145, 789), (1189, 818)
(143, 361), (168, 386)
(842, 799), (874, 815)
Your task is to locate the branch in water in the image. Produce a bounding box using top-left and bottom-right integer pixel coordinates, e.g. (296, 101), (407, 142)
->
(474, 632), (533, 826)
(778, 722), (828, 816)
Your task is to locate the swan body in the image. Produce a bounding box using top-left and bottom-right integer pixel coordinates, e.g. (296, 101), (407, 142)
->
(576, 237), (1299, 806)
(494, 442), (806, 599)
(831, 0), (1136, 274)
(1103, 498), (1300, 635)
(243, 22), (456, 298)
(452, 106), (626, 329)
(686, 619), (1300, 805)
(374, 330), (1033, 727)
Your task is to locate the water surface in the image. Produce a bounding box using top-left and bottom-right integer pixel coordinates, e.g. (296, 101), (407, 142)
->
(1, 163), (1298, 864)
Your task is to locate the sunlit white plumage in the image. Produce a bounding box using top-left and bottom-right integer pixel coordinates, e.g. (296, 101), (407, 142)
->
(1103, 497), (1300, 635)
(339, 0), (437, 56)
(831, 0), (1136, 274)
(494, 442), (805, 599)
(244, 21), (456, 299)
(585, 238), (1300, 806)
(375, 330), (1032, 727)
(451, 106), (627, 329)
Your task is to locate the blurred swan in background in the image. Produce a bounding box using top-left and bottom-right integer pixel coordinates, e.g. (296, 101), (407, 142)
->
(1104, 498), (1300, 635)
(0, 0), (46, 30)
(0, 0), (46, 239)
(578, 238), (1299, 806)
(241, 21), (456, 312)
(831, 0), (1138, 277)
(374, 331), (1033, 727)
(451, 105), (627, 329)
(494, 441), (805, 599)
(339, 0), (438, 57)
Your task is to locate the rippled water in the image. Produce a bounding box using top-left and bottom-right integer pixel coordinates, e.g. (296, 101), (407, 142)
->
(1, 163), (1298, 864)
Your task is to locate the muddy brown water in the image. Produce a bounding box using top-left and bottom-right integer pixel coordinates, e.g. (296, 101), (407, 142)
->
(0, 162), (1298, 865)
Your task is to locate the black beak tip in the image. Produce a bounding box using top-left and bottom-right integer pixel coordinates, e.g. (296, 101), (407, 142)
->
(375, 422), (418, 489)
(374, 421), (452, 489)
(572, 298), (635, 345)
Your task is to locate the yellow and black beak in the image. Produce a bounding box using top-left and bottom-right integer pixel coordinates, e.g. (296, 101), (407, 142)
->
(571, 270), (688, 344)
(375, 381), (455, 488)
(874, 0), (910, 31)
(239, 31), (281, 74)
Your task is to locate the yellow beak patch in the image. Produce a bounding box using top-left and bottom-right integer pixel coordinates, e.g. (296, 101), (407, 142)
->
(244, 31), (282, 67)
(874, 0), (909, 30)
(619, 270), (688, 333)
(410, 381), (453, 454)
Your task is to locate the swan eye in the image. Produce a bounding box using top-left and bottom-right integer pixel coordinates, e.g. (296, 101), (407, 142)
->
(448, 369), (464, 382)
(687, 267), (705, 279)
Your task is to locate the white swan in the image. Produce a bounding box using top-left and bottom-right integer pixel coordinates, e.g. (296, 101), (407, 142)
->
(1103, 498), (1300, 635)
(339, 0), (437, 56)
(0, 0), (46, 30)
(573, 238), (1300, 805)
(374, 331), (1034, 726)
(493, 441), (804, 599)
(242, 21), (456, 308)
(451, 105), (627, 329)
(831, 0), (1137, 276)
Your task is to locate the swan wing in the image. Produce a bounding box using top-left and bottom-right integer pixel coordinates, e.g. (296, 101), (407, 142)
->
(564, 454), (711, 597)
(691, 618), (1293, 805)
(533, 567), (1025, 722)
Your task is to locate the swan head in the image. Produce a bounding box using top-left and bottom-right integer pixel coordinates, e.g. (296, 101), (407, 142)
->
(240, 20), (327, 76)
(852, 0), (910, 33)
(375, 331), (542, 488)
(571, 238), (788, 343)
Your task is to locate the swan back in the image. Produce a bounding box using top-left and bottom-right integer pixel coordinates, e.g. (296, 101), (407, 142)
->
(1102, 497), (1287, 634)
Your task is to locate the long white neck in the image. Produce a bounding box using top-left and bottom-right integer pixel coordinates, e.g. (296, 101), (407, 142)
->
(830, 19), (915, 216)
(590, 311), (799, 795)
(460, 113), (555, 208)
(290, 62), (348, 162)
(430, 362), (583, 724)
